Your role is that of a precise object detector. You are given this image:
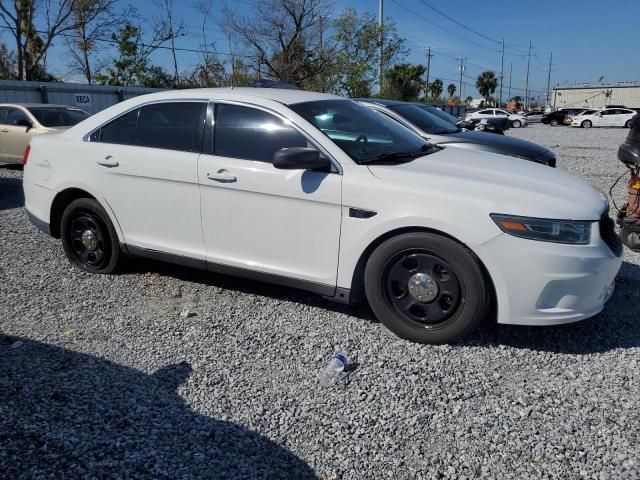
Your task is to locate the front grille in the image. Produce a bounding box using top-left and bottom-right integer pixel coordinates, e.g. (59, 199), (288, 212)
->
(600, 214), (623, 256)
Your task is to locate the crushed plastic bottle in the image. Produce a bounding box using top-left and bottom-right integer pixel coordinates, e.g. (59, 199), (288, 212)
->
(319, 352), (348, 386)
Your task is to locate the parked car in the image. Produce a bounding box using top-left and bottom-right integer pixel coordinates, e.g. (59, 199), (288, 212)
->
(524, 111), (544, 123)
(0, 103), (89, 164)
(465, 108), (528, 128)
(571, 108), (637, 129)
(23, 88), (622, 344)
(542, 110), (573, 126)
(358, 99), (555, 166)
(418, 105), (511, 134)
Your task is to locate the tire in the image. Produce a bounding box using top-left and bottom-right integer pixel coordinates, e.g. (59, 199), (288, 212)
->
(550, 119), (558, 126)
(364, 232), (489, 344)
(581, 120), (592, 129)
(511, 119), (522, 128)
(61, 198), (122, 273)
(626, 119), (632, 128)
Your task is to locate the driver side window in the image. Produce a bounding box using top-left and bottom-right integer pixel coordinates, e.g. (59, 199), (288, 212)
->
(214, 104), (308, 162)
(5, 108), (29, 126)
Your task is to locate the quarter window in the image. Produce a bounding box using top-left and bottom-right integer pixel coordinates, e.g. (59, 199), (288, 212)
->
(214, 103), (308, 162)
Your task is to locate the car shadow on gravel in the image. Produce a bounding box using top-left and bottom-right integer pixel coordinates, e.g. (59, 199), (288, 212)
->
(0, 175), (24, 211)
(0, 335), (317, 479)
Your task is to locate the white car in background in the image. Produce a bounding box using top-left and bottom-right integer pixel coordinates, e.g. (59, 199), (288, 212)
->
(466, 108), (528, 128)
(571, 108), (637, 128)
(23, 88), (622, 344)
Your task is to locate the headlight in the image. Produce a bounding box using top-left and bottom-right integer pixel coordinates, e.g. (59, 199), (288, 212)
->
(490, 214), (592, 244)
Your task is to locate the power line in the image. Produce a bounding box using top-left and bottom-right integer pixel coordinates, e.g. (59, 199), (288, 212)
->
(414, 0), (500, 44)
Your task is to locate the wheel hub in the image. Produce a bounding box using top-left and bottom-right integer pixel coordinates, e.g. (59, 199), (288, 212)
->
(81, 229), (98, 251)
(407, 272), (439, 303)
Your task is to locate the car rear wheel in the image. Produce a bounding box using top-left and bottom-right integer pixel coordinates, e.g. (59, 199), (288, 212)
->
(550, 119), (558, 126)
(61, 198), (122, 273)
(364, 233), (489, 344)
(511, 119), (522, 128)
(582, 120), (592, 129)
(626, 119), (632, 128)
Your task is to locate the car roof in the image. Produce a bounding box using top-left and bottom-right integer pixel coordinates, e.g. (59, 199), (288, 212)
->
(353, 98), (406, 107)
(128, 87), (344, 106)
(0, 103), (85, 109)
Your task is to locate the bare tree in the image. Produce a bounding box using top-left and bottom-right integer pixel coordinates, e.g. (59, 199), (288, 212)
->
(153, 0), (184, 87)
(65, 0), (131, 84)
(224, 0), (333, 87)
(0, 0), (79, 80)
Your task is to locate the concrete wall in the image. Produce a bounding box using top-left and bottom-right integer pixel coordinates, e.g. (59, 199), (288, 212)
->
(0, 80), (165, 114)
(552, 85), (640, 109)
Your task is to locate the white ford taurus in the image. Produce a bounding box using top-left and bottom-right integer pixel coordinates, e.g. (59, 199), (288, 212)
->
(23, 88), (623, 344)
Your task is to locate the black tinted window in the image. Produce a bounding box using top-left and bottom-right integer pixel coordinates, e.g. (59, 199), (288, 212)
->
(5, 108), (29, 125)
(0, 107), (9, 124)
(214, 104), (307, 162)
(388, 104), (458, 134)
(137, 102), (205, 152)
(97, 109), (139, 144)
(28, 107), (88, 127)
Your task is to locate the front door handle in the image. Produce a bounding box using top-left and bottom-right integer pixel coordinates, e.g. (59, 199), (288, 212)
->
(206, 169), (237, 183)
(1, 128), (9, 133)
(97, 155), (119, 168)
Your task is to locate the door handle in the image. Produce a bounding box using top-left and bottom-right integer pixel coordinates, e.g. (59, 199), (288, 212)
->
(97, 155), (119, 168)
(1, 128), (9, 133)
(206, 169), (237, 183)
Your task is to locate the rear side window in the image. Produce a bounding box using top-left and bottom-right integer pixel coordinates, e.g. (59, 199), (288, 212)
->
(0, 107), (9, 124)
(214, 103), (307, 162)
(91, 102), (206, 152)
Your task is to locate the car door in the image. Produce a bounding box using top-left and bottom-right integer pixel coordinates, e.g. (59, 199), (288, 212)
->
(198, 102), (342, 290)
(0, 107), (10, 161)
(2, 107), (36, 161)
(592, 110), (608, 127)
(87, 101), (207, 260)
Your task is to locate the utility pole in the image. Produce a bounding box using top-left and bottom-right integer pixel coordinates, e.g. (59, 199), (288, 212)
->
(545, 52), (553, 107)
(499, 39), (505, 107)
(455, 57), (464, 101)
(425, 47), (433, 94)
(524, 40), (532, 110)
(508, 62), (512, 102)
(378, 0), (384, 92)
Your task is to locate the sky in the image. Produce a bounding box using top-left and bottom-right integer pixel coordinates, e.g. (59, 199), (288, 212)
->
(10, 0), (640, 100)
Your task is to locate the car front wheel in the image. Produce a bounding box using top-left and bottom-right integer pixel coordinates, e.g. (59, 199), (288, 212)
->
(626, 119), (632, 128)
(550, 119), (558, 126)
(582, 120), (592, 129)
(364, 233), (489, 344)
(511, 120), (522, 128)
(61, 198), (122, 273)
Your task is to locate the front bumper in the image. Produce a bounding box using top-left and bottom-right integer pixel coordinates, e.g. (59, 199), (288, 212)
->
(474, 231), (622, 326)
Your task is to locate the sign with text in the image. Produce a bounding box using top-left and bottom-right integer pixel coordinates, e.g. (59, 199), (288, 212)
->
(74, 94), (92, 107)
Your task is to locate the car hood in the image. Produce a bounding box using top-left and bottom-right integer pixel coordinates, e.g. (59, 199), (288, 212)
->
(438, 130), (555, 162)
(367, 147), (607, 220)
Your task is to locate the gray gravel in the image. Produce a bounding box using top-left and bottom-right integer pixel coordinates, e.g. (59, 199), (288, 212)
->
(1, 124), (640, 479)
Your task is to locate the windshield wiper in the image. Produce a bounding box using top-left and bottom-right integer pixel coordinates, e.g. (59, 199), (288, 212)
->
(360, 145), (434, 164)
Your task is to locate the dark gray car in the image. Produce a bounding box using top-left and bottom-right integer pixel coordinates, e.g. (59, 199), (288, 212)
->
(358, 99), (556, 167)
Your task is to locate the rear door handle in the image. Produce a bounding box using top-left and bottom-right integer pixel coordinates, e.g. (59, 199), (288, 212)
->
(1, 128), (9, 133)
(206, 169), (237, 183)
(97, 155), (119, 168)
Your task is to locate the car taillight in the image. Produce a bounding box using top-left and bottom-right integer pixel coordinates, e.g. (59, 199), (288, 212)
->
(22, 144), (30, 165)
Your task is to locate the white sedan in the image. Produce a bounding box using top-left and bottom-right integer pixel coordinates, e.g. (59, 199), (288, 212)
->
(23, 88), (622, 344)
(571, 108), (637, 128)
(466, 108), (528, 128)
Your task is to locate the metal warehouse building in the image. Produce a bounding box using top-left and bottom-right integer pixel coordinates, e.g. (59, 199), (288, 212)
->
(552, 82), (640, 109)
(0, 80), (163, 114)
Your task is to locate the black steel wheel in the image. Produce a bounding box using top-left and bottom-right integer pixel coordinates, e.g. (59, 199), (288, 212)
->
(61, 198), (122, 273)
(365, 233), (489, 344)
(550, 119), (558, 126)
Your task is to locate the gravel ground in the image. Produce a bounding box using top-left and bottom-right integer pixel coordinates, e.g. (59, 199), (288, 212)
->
(1, 124), (639, 479)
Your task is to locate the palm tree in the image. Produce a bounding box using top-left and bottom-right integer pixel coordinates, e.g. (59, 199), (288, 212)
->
(429, 78), (443, 100)
(476, 71), (497, 106)
(447, 83), (456, 97)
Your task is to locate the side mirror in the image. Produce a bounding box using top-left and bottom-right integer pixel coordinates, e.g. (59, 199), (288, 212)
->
(273, 147), (331, 171)
(16, 118), (33, 130)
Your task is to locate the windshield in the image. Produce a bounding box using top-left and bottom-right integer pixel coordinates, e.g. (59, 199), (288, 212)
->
(388, 104), (459, 135)
(289, 100), (432, 164)
(27, 107), (89, 127)
(422, 105), (460, 126)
